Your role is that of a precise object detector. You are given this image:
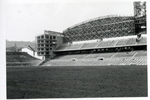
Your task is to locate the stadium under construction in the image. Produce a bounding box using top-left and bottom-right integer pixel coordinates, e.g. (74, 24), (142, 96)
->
(6, 2), (147, 99)
(6, 1), (147, 66)
(35, 2), (147, 66)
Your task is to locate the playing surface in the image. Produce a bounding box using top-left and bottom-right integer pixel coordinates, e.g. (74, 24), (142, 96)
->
(7, 65), (147, 99)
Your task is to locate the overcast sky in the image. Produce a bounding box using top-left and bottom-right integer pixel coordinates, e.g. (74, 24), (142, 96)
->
(5, 1), (134, 41)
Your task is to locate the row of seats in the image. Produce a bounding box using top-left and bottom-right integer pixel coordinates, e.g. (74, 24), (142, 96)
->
(81, 42), (98, 49)
(53, 51), (146, 60)
(6, 52), (41, 66)
(116, 37), (146, 46)
(7, 60), (42, 66)
(135, 51), (147, 57)
(43, 57), (147, 66)
(97, 40), (117, 47)
(113, 51), (136, 58)
(65, 44), (82, 50)
(42, 59), (71, 66)
(93, 57), (147, 66)
(6, 55), (38, 62)
(56, 36), (147, 51)
(60, 54), (88, 59)
(52, 52), (115, 60)
(116, 39), (131, 46)
(85, 52), (115, 59)
(6, 52), (38, 61)
(42, 51), (147, 66)
(7, 62), (32, 66)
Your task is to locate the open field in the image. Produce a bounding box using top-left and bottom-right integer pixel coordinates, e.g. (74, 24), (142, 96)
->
(7, 65), (147, 99)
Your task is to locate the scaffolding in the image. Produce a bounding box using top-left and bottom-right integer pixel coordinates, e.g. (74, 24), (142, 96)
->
(63, 16), (135, 41)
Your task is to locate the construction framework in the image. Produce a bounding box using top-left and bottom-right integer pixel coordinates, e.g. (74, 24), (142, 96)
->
(134, 1), (146, 33)
(63, 16), (135, 41)
(36, 2), (147, 60)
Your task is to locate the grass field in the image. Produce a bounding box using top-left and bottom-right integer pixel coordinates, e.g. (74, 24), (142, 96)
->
(7, 65), (147, 99)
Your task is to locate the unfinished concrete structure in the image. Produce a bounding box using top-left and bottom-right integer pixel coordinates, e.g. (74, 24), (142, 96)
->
(36, 30), (64, 59)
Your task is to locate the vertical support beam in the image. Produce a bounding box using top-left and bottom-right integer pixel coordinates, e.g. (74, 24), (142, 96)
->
(134, 1), (146, 34)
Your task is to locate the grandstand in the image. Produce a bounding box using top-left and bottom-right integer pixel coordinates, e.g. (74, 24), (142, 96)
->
(37, 15), (146, 66)
(39, 29), (146, 66)
(6, 52), (42, 66)
(7, 31), (147, 67)
(4, 1), (146, 68)
(41, 33), (147, 66)
(54, 34), (146, 51)
(6, 1), (146, 67)
(42, 49), (147, 66)
(7, 2), (147, 99)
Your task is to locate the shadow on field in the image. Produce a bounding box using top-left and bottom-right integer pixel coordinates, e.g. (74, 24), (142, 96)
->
(7, 65), (147, 99)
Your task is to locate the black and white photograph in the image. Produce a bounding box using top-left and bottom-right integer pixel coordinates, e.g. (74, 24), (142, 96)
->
(0, 0), (148, 100)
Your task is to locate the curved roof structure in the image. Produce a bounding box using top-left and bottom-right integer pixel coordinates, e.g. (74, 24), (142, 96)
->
(63, 15), (134, 31)
(63, 15), (135, 41)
